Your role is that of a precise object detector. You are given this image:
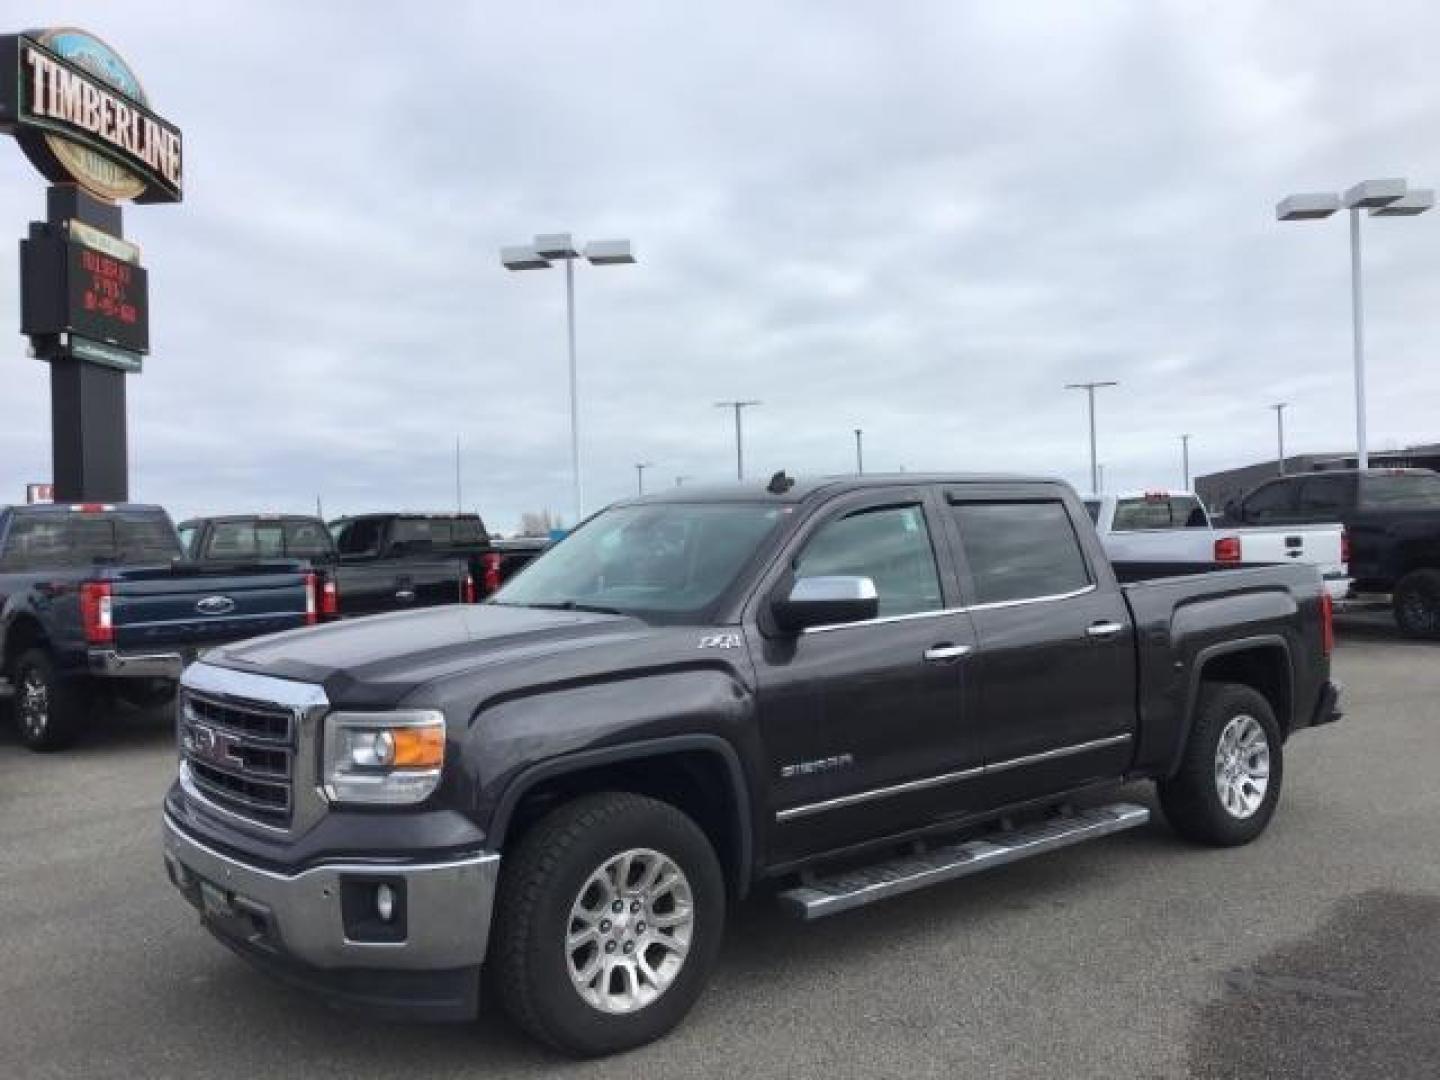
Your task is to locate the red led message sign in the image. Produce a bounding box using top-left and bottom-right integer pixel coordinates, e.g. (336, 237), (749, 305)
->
(66, 242), (148, 354)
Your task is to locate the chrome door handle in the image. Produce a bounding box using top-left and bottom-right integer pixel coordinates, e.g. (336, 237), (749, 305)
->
(395, 589), (416, 601)
(924, 644), (972, 663)
(1086, 621), (1124, 639)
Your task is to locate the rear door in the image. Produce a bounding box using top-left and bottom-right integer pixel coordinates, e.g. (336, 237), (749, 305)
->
(750, 487), (980, 864)
(941, 488), (1136, 805)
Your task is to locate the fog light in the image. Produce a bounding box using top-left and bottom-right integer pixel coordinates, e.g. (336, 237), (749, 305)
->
(376, 883), (396, 923)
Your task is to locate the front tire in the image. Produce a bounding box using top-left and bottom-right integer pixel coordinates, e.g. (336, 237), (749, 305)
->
(11, 648), (90, 752)
(1393, 569), (1440, 640)
(1158, 682), (1283, 846)
(491, 792), (726, 1057)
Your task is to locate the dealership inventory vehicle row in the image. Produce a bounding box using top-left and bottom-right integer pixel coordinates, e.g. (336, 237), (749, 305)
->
(1, 504), (548, 749)
(0, 502), (319, 749)
(1085, 489), (1349, 600)
(160, 473), (1340, 1056)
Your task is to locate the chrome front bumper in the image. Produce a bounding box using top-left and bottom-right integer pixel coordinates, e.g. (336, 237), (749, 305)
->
(162, 813), (499, 973)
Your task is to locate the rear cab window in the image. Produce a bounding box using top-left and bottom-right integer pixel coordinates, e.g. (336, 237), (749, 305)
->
(0, 510), (182, 570)
(950, 500), (1092, 605)
(1111, 494), (1209, 531)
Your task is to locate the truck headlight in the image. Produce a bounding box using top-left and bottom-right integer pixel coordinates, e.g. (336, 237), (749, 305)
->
(321, 710), (446, 805)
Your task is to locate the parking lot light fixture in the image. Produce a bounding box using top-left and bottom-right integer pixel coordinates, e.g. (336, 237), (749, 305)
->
(501, 233), (637, 524)
(715, 401), (762, 481)
(1270, 404), (1288, 476)
(1277, 178), (1432, 469)
(1064, 381), (1118, 494)
(634, 462), (653, 495)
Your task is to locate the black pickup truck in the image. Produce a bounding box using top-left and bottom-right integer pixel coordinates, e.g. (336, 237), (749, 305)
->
(162, 475), (1340, 1056)
(0, 503), (319, 750)
(1222, 467), (1440, 637)
(325, 513), (544, 616)
(178, 513), (546, 619)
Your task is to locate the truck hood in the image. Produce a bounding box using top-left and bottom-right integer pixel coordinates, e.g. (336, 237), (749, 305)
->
(201, 604), (661, 707)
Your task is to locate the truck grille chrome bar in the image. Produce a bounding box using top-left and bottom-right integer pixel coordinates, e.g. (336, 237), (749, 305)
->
(180, 689), (298, 828)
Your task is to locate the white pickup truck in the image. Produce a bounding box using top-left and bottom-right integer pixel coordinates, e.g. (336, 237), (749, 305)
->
(1084, 491), (1350, 600)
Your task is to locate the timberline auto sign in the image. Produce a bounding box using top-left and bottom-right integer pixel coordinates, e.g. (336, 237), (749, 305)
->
(0, 28), (182, 203)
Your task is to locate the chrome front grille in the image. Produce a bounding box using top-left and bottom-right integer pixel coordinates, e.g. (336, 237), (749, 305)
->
(180, 689), (296, 828)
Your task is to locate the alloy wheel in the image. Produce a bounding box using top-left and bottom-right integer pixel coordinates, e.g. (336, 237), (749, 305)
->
(1213, 713), (1270, 819)
(17, 665), (50, 743)
(565, 847), (695, 1014)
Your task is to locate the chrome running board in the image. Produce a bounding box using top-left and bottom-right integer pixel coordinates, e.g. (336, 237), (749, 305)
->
(777, 802), (1150, 920)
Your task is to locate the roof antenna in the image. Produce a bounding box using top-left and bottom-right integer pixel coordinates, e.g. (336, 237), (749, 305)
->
(767, 470), (795, 494)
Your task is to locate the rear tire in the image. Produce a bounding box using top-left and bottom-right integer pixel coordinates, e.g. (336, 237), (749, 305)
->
(1393, 569), (1440, 640)
(491, 792), (725, 1057)
(1158, 682), (1283, 847)
(10, 648), (90, 752)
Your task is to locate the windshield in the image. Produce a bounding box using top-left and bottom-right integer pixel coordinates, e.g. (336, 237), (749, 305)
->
(492, 502), (788, 623)
(1360, 472), (1440, 510)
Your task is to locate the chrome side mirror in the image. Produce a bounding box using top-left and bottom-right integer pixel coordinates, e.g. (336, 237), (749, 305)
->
(773, 575), (879, 633)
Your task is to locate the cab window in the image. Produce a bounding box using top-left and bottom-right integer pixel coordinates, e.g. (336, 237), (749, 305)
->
(1241, 481), (1297, 523)
(952, 501), (1091, 605)
(793, 504), (942, 618)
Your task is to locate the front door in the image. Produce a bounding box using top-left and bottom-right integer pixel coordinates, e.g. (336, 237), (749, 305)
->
(749, 490), (979, 866)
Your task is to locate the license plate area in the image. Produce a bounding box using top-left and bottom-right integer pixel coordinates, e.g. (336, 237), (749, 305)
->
(199, 879), (233, 919)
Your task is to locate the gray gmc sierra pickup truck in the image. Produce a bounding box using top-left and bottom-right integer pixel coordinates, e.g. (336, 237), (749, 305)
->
(162, 474), (1340, 1056)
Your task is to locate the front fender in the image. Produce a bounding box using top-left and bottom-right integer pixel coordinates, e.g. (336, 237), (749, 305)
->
(453, 668), (761, 880)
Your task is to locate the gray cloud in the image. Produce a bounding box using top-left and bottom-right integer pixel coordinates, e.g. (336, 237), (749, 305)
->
(3, 0), (1439, 529)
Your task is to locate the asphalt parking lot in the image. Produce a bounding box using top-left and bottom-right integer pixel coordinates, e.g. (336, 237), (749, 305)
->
(2, 613), (1437, 1079)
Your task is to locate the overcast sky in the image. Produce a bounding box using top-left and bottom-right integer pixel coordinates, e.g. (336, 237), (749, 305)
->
(3, 1), (1438, 530)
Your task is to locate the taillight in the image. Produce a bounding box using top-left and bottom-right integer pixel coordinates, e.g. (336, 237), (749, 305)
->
(1214, 536), (1242, 563)
(1341, 529), (1351, 571)
(463, 571), (477, 605)
(80, 581), (113, 645)
(320, 575), (339, 618)
(1320, 592), (1335, 656)
(482, 552), (502, 596)
(304, 572), (319, 625)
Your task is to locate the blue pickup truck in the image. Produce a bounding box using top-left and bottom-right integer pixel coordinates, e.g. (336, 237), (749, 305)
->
(0, 502), (318, 750)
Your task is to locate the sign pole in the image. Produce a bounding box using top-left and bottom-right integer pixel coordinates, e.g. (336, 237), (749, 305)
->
(3, 27), (183, 505)
(43, 185), (129, 501)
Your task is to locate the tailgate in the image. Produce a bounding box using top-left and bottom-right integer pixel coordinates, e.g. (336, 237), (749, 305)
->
(1236, 526), (1346, 578)
(110, 569), (310, 650)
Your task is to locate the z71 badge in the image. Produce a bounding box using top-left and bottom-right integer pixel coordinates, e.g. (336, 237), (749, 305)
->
(697, 633), (743, 650)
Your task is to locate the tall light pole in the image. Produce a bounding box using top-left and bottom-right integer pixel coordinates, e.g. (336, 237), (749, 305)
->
(1180, 433), (1191, 490)
(854, 428), (864, 475)
(1065, 381), (1118, 494)
(1277, 179), (1433, 470)
(1270, 403), (1288, 475)
(634, 462), (653, 495)
(501, 233), (636, 525)
(715, 400), (761, 480)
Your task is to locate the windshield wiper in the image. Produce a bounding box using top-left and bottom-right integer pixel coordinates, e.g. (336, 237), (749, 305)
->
(522, 600), (627, 616)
